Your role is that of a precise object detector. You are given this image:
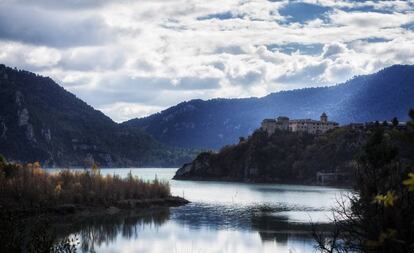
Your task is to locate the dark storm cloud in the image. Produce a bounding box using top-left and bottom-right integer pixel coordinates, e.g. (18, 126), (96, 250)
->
(0, 5), (113, 47)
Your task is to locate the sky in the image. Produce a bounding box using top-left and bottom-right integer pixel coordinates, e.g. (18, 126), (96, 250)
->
(0, 0), (414, 122)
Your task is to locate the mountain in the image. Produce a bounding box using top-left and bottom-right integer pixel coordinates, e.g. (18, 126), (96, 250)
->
(0, 64), (195, 167)
(123, 65), (414, 149)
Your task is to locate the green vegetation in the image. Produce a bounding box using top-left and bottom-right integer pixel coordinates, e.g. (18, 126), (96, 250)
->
(176, 111), (414, 186)
(315, 110), (414, 253)
(0, 160), (172, 211)
(175, 124), (370, 184)
(0, 64), (197, 167)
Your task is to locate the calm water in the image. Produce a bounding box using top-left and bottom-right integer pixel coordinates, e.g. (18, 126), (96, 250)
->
(47, 168), (350, 253)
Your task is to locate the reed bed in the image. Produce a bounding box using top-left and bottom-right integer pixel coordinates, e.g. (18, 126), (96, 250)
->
(0, 161), (171, 209)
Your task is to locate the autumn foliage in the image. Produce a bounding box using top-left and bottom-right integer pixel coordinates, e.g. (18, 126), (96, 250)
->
(0, 161), (170, 210)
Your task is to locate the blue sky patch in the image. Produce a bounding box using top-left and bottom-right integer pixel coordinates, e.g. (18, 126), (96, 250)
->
(197, 11), (245, 21)
(278, 2), (332, 24)
(267, 42), (324, 56)
(362, 37), (391, 43)
(401, 22), (414, 31)
(340, 5), (393, 14)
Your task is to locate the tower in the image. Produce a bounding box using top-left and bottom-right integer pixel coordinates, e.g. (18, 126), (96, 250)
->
(277, 116), (290, 131)
(320, 112), (328, 123)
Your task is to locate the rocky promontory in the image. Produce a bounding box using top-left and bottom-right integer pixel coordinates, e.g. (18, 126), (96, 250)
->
(173, 127), (372, 184)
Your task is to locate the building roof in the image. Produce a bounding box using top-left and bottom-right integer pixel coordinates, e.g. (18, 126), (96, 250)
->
(289, 119), (338, 124)
(277, 116), (289, 120)
(263, 113), (339, 125)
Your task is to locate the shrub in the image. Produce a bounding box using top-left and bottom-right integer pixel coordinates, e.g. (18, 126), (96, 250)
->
(0, 162), (171, 209)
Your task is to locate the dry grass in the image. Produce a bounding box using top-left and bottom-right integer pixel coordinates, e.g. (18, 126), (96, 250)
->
(0, 162), (171, 209)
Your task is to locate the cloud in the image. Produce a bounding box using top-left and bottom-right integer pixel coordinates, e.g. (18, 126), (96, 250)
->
(25, 47), (61, 68)
(274, 61), (329, 86)
(267, 42), (324, 56)
(229, 70), (263, 87)
(1, 0), (124, 10)
(322, 43), (347, 59)
(0, 4), (113, 47)
(62, 73), (223, 110)
(0, 0), (413, 121)
(99, 102), (164, 122)
(178, 77), (221, 90)
(197, 11), (245, 21)
(0, 42), (62, 71)
(329, 9), (414, 28)
(215, 45), (246, 55)
(59, 46), (126, 71)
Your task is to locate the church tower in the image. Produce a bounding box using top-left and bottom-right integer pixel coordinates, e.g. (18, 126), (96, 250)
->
(320, 112), (328, 123)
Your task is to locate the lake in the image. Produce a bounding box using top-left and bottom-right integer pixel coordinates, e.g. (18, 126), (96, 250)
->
(47, 168), (350, 253)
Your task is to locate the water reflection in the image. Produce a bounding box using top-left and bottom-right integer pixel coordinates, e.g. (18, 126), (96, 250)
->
(58, 209), (170, 253)
(0, 209), (170, 253)
(38, 168), (349, 253)
(48, 208), (321, 253)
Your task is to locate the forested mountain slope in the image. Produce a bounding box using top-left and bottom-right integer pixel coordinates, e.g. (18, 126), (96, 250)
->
(124, 65), (414, 149)
(0, 64), (195, 167)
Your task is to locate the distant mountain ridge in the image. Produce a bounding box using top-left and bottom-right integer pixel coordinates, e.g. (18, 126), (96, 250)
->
(0, 64), (195, 167)
(124, 65), (414, 149)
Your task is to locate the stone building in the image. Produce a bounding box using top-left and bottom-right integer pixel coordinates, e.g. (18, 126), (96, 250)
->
(261, 116), (289, 135)
(261, 113), (339, 135)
